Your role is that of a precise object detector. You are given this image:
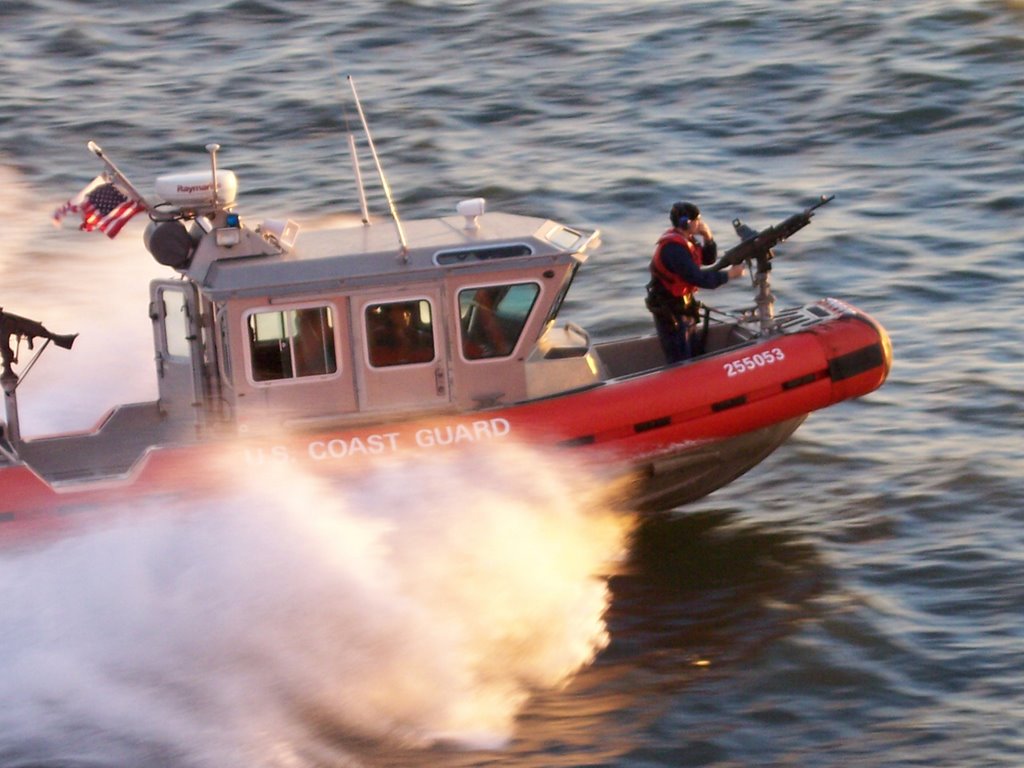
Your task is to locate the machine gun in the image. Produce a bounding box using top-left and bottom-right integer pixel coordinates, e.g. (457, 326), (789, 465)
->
(0, 308), (77, 375)
(713, 194), (834, 273)
(0, 308), (77, 449)
(711, 195), (834, 335)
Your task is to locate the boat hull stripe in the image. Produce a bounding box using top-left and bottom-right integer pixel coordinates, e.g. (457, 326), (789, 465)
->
(782, 372), (818, 390)
(829, 343), (885, 382)
(634, 416), (672, 433)
(711, 395), (748, 412)
(557, 434), (596, 447)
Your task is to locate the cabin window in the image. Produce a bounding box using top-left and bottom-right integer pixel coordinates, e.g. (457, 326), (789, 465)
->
(247, 305), (338, 382)
(458, 283), (540, 360)
(365, 299), (435, 367)
(162, 289), (191, 360)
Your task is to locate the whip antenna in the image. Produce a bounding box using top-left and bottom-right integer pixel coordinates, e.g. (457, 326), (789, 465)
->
(347, 75), (409, 260)
(343, 105), (371, 225)
(327, 57), (371, 225)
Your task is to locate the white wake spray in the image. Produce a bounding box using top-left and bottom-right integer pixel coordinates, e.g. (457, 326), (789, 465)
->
(0, 443), (631, 767)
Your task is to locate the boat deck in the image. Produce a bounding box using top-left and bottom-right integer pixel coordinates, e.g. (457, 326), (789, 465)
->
(15, 402), (189, 485)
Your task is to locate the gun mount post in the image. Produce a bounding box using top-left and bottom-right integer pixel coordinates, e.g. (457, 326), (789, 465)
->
(732, 218), (778, 334)
(753, 266), (776, 334)
(1, 363), (21, 448)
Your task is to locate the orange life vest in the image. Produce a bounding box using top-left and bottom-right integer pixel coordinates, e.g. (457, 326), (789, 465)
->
(649, 229), (704, 298)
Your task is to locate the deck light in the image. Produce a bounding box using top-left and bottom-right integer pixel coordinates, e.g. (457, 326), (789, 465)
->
(215, 227), (241, 247)
(457, 198), (486, 230)
(259, 219), (299, 250)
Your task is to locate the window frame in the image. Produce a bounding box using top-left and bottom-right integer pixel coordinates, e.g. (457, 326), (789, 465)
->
(243, 301), (341, 386)
(363, 297), (438, 369)
(456, 281), (542, 362)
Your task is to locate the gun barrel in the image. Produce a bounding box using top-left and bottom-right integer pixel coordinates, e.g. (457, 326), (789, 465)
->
(809, 193), (835, 212)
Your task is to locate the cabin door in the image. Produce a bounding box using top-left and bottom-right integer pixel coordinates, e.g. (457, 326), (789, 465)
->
(150, 280), (204, 417)
(352, 290), (451, 412)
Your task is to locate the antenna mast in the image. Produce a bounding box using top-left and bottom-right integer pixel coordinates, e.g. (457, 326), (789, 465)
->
(347, 75), (409, 260)
(345, 110), (371, 225)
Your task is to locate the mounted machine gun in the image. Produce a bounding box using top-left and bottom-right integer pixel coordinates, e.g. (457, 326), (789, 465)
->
(713, 195), (834, 334)
(0, 308), (77, 448)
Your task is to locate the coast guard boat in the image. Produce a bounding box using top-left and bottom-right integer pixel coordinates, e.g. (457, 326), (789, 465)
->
(0, 84), (890, 535)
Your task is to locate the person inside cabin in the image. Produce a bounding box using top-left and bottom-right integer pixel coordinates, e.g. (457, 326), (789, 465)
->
(646, 201), (746, 362)
(466, 287), (510, 358)
(368, 301), (434, 366)
(293, 307), (336, 377)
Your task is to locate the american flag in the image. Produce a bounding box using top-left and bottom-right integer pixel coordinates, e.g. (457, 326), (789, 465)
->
(53, 174), (146, 238)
